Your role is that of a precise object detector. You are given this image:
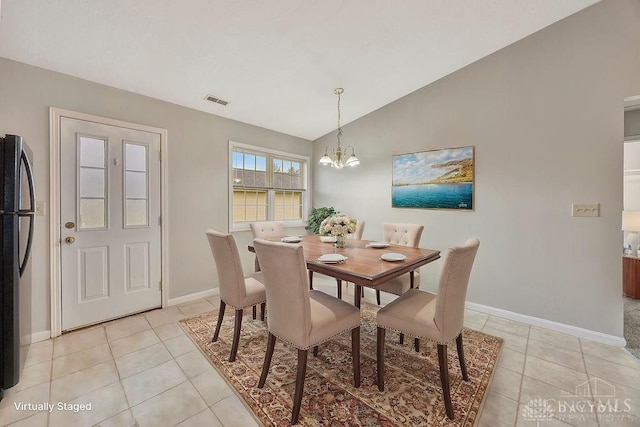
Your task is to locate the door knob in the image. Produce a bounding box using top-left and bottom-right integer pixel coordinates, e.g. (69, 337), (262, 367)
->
(65, 236), (76, 244)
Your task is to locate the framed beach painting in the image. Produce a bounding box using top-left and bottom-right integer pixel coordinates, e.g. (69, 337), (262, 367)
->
(392, 146), (474, 210)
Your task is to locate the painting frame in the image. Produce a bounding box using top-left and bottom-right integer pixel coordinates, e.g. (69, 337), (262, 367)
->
(392, 145), (475, 210)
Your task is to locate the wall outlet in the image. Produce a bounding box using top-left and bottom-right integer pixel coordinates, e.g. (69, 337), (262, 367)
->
(572, 203), (599, 217)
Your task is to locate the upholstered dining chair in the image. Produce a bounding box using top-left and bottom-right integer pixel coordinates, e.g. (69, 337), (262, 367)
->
(376, 237), (480, 420)
(249, 221), (285, 271)
(253, 238), (361, 425)
(206, 230), (267, 362)
(374, 222), (425, 305)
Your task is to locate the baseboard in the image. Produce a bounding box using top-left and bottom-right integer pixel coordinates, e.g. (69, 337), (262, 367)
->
(465, 301), (627, 347)
(30, 330), (52, 343)
(167, 288), (219, 306)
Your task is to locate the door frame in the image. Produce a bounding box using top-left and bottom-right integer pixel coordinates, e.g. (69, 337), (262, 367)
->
(49, 108), (169, 337)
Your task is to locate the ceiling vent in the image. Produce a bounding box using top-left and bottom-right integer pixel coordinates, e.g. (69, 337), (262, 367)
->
(204, 94), (229, 106)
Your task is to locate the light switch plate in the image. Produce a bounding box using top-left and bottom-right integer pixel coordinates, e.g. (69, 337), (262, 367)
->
(572, 203), (599, 217)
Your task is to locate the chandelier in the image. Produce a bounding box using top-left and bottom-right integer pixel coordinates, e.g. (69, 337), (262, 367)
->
(319, 88), (360, 169)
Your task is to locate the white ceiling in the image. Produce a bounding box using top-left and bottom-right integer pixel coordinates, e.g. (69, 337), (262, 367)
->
(0, 0), (599, 140)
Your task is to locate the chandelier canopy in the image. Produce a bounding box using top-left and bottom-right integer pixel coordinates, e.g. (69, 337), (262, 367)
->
(319, 88), (359, 169)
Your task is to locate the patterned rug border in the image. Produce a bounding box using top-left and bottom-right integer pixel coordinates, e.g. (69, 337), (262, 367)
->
(179, 301), (503, 426)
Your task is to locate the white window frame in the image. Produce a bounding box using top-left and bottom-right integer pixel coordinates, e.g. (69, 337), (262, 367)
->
(229, 141), (309, 231)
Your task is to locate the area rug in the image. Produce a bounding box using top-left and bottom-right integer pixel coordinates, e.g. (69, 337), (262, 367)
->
(179, 301), (503, 426)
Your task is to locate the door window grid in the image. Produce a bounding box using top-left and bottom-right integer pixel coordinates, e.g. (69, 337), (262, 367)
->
(124, 142), (149, 228)
(78, 136), (107, 230)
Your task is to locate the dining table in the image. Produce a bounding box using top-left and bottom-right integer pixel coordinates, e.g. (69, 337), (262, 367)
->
(249, 235), (441, 308)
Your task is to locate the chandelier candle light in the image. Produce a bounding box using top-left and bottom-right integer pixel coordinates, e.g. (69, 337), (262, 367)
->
(319, 88), (360, 169)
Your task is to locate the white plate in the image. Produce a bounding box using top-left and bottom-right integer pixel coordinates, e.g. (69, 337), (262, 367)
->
(281, 236), (302, 243)
(318, 253), (348, 263)
(368, 242), (390, 248)
(320, 236), (337, 243)
(380, 252), (406, 262)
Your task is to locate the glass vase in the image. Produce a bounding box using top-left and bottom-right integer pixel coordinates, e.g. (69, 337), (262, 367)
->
(335, 234), (346, 249)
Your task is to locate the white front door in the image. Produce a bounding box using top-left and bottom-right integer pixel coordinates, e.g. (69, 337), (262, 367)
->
(60, 117), (162, 330)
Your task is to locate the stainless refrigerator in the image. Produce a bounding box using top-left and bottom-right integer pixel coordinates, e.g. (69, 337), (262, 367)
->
(0, 135), (35, 400)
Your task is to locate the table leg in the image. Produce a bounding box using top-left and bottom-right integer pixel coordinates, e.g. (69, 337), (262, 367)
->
(354, 285), (361, 309)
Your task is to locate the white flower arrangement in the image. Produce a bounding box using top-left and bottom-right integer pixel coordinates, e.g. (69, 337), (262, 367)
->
(319, 213), (357, 237)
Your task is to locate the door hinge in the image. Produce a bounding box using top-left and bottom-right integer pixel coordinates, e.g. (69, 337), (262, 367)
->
(158, 216), (162, 226)
(159, 280), (162, 290)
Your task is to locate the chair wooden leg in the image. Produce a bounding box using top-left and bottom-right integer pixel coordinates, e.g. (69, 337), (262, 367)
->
(376, 289), (381, 305)
(438, 344), (454, 420)
(352, 327), (361, 387)
(229, 309), (243, 362)
(308, 270), (314, 290)
(336, 279), (342, 299)
(354, 284), (362, 309)
(377, 327), (385, 391)
(292, 349), (308, 425)
(399, 333), (404, 344)
(456, 333), (469, 381)
(414, 338), (420, 353)
(313, 346), (318, 357)
(212, 301), (226, 342)
(260, 302), (266, 321)
(252, 305), (257, 320)
(258, 333), (276, 388)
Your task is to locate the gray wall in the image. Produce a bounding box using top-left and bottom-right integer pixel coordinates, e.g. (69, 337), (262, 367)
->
(313, 0), (640, 338)
(0, 57), (312, 335)
(626, 109), (640, 137)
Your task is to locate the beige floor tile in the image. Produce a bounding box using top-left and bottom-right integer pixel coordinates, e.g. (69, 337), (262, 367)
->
(177, 408), (223, 426)
(50, 360), (120, 403)
(53, 328), (107, 358)
(11, 361), (51, 393)
(0, 383), (50, 426)
(580, 339), (640, 369)
(163, 334), (198, 358)
(523, 356), (588, 394)
(516, 403), (574, 426)
(24, 341), (53, 368)
(109, 329), (160, 358)
(190, 370), (234, 406)
(464, 309), (489, 328)
(105, 315), (151, 342)
(482, 326), (529, 353)
(592, 380), (640, 419)
(476, 391), (519, 427)
(485, 316), (531, 338)
(121, 359), (187, 406)
(488, 366), (522, 401)
(497, 347), (526, 373)
(583, 355), (640, 391)
(49, 382), (128, 427)
(93, 409), (136, 427)
(597, 413), (640, 426)
(52, 343), (112, 379)
(4, 411), (48, 427)
(130, 381), (207, 427)
(153, 323), (185, 341)
(175, 350), (214, 378)
(205, 296), (221, 306)
(526, 339), (586, 373)
(211, 394), (259, 427)
(144, 306), (185, 328)
(529, 326), (581, 352)
(519, 375), (570, 404)
(114, 342), (173, 379)
(177, 300), (216, 317)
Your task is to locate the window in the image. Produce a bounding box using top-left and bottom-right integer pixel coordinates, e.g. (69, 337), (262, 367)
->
(229, 141), (308, 230)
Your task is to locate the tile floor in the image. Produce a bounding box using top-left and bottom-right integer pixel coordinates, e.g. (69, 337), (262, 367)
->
(1, 276), (639, 427)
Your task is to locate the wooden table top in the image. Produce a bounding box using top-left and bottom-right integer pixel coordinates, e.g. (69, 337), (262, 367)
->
(251, 235), (441, 289)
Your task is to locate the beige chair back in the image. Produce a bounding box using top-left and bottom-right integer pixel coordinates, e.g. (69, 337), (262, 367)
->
(383, 222), (424, 247)
(253, 239), (312, 348)
(434, 238), (480, 342)
(250, 221), (285, 239)
(206, 230), (248, 308)
(348, 220), (365, 240)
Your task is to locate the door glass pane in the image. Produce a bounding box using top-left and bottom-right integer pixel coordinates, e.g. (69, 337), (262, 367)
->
(80, 168), (105, 197)
(126, 171), (147, 198)
(126, 144), (147, 171)
(80, 137), (105, 168)
(80, 199), (106, 228)
(125, 200), (148, 226)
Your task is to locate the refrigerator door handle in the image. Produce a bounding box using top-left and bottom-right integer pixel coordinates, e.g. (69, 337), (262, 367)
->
(18, 149), (35, 277)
